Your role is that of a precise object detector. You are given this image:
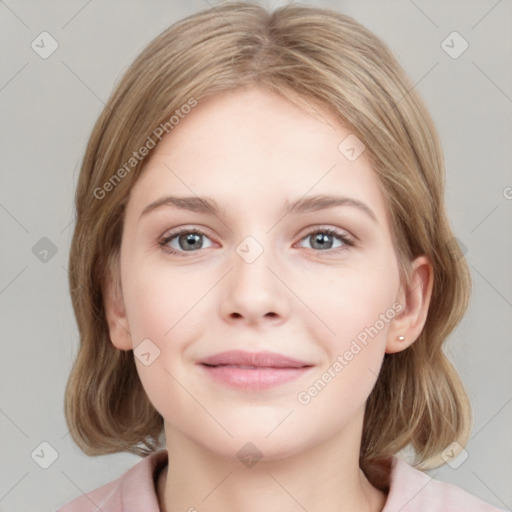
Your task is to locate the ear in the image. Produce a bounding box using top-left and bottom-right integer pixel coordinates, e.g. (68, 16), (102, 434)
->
(386, 255), (434, 354)
(103, 258), (133, 351)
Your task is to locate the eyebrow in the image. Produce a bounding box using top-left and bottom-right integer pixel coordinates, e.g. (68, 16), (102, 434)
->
(139, 194), (378, 223)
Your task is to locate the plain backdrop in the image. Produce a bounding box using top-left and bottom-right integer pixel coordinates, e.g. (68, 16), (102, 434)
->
(0, 0), (511, 511)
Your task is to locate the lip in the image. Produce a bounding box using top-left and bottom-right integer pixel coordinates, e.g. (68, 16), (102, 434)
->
(197, 350), (314, 390)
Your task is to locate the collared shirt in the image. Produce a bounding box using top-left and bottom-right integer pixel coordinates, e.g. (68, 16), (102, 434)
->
(55, 449), (505, 511)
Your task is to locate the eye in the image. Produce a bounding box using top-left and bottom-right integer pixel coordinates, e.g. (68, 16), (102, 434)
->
(159, 228), (214, 256)
(296, 227), (355, 254)
(158, 226), (355, 257)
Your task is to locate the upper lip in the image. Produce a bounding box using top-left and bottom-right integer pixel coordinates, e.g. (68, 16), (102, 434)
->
(198, 350), (313, 368)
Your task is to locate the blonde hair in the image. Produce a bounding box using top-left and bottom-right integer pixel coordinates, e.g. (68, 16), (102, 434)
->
(65, 1), (472, 471)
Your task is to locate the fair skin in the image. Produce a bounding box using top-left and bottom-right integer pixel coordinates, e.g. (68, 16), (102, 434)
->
(106, 85), (433, 512)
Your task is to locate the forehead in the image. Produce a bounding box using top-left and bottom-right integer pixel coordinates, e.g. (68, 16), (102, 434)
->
(125, 86), (390, 227)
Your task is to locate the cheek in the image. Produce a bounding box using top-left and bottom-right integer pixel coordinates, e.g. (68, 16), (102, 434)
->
(121, 263), (208, 421)
(120, 261), (214, 403)
(121, 261), (210, 345)
(302, 252), (400, 394)
(307, 254), (399, 346)
(296, 296), (396, 424)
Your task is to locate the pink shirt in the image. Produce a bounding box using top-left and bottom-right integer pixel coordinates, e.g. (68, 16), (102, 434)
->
(56, 450), (504, 511)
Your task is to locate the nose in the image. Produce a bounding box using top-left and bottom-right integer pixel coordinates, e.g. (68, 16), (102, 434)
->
(219, 238), (290, 327)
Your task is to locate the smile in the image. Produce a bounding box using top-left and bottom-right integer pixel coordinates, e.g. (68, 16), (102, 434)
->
(197, 350), (314, 390)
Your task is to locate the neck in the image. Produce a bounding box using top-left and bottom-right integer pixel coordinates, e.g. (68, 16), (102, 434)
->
(157, 418), (388, 512)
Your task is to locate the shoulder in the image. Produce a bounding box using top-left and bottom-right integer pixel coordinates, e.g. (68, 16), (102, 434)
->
(383, 456), (505, 512)
(54, 450), (168, 512)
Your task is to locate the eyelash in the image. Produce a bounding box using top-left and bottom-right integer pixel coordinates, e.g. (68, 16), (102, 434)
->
(158, 226), (356, 258)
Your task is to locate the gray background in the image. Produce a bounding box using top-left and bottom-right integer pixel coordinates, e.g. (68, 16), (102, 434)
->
(0, 0), (511, 510)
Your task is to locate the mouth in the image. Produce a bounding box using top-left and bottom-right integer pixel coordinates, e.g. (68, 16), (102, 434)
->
(198, 350), (312, 368)
(197, 350), (314, 390)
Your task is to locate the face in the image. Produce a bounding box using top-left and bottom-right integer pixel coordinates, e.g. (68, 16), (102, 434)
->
(112, 85), (405, 460)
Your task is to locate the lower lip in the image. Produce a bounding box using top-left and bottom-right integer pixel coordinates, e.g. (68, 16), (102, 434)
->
(199, 364), (312, 390)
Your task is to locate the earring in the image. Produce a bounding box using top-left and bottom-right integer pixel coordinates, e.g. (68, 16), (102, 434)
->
(397, 335), (405, 342)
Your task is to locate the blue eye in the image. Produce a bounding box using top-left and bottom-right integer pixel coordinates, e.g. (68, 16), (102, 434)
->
(296, 228), (355, 253)
(159, 226), (355, 257)
(159, 228), (213, 255)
